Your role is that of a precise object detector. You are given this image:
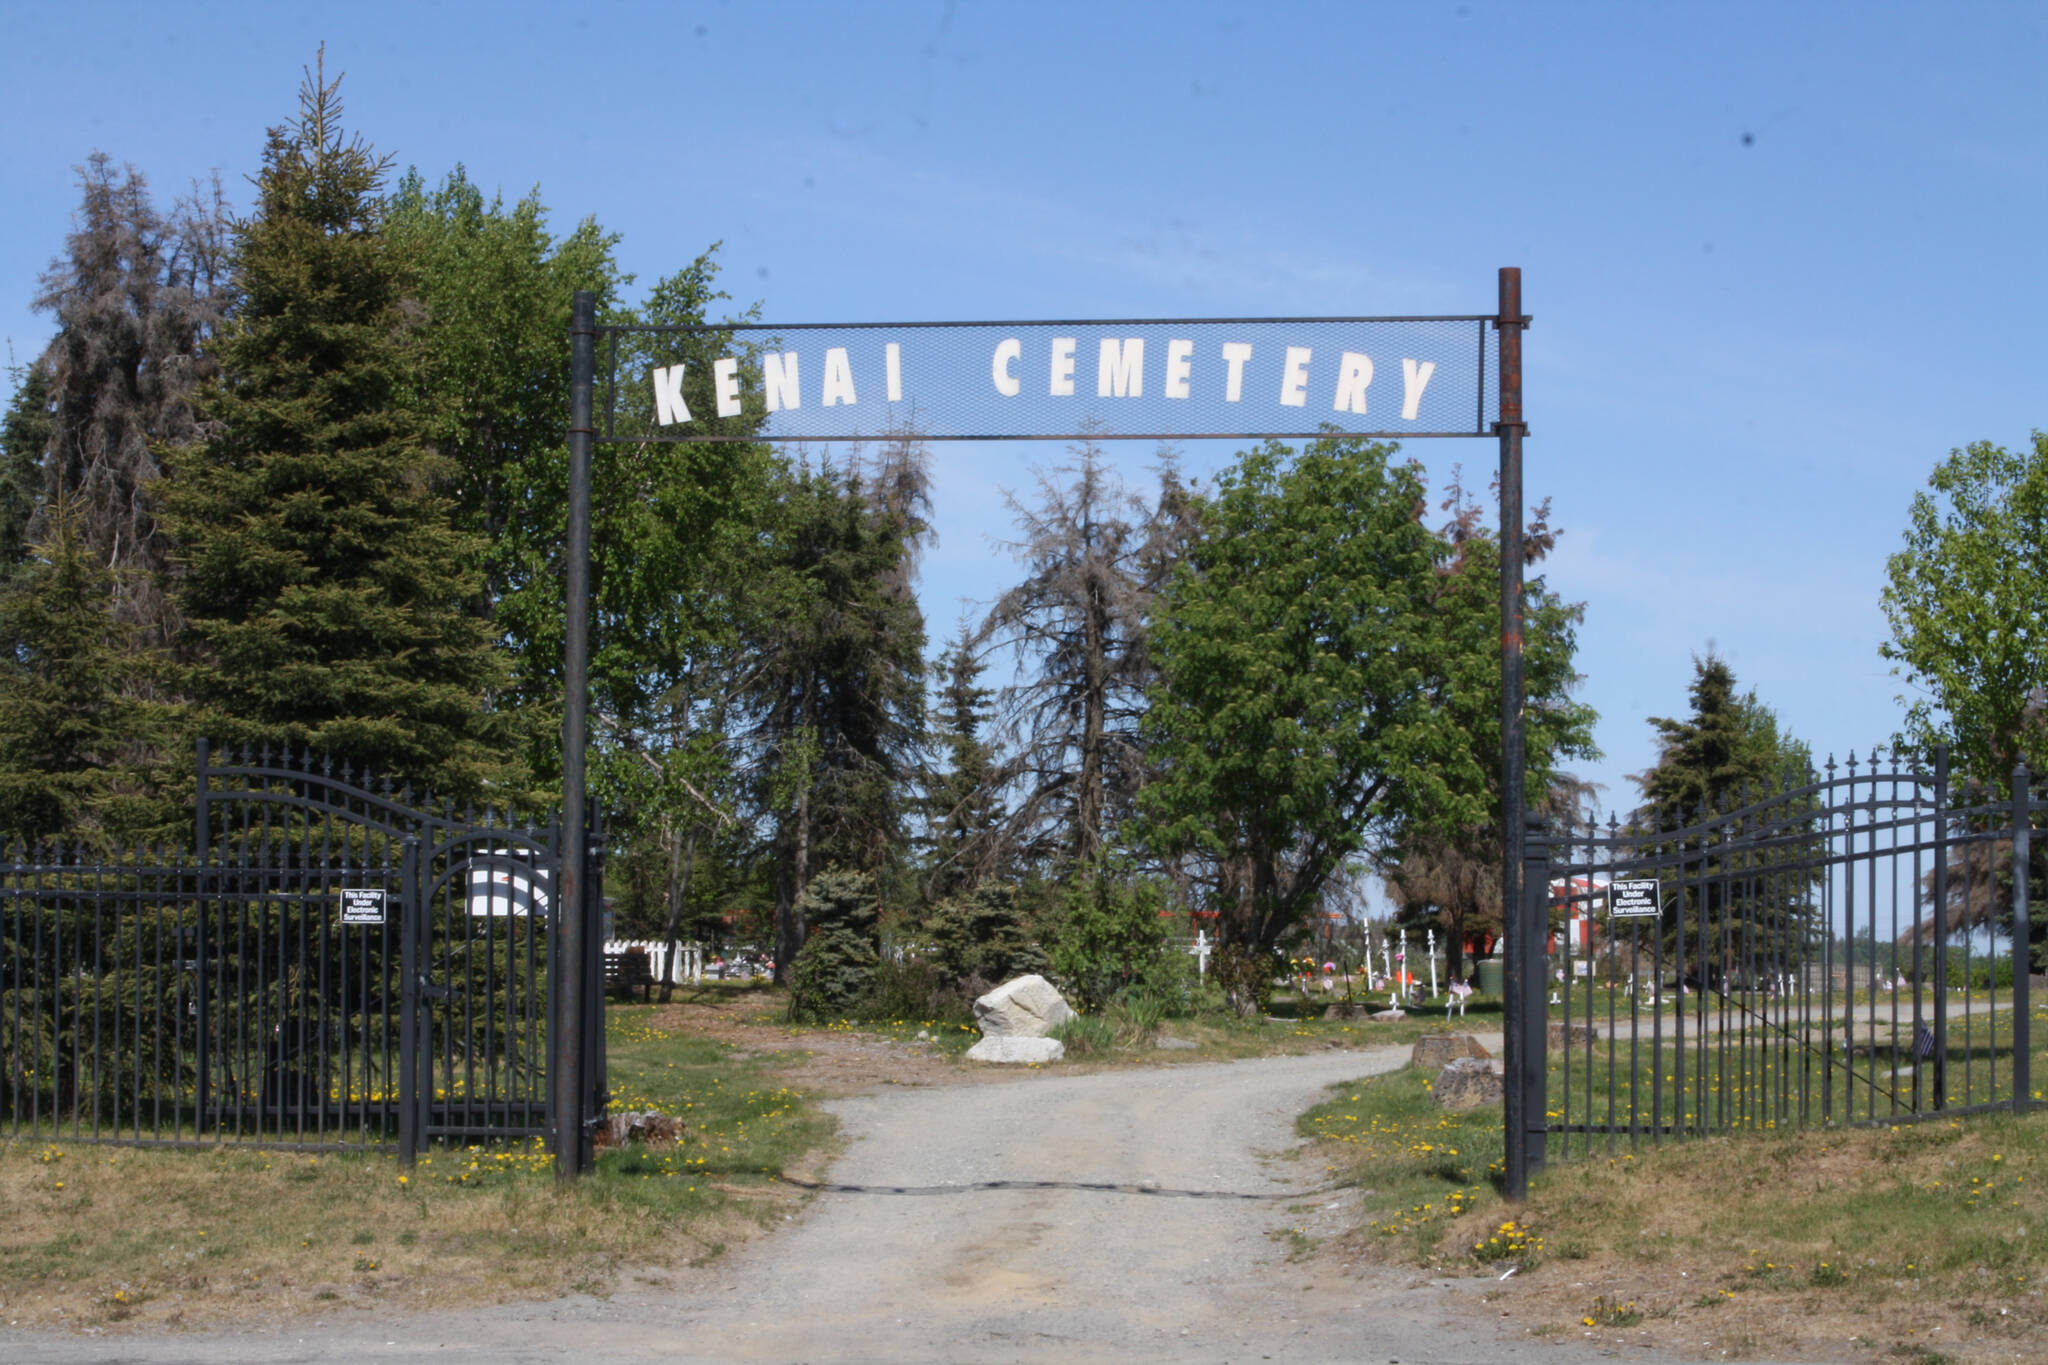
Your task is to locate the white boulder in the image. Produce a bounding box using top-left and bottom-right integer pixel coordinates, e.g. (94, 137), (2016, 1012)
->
(972, 974), (1076, 1038)
(966, 1035), (1066, 1064)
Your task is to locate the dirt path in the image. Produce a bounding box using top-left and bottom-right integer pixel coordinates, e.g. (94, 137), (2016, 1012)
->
(2, 1043), (1811, 1365)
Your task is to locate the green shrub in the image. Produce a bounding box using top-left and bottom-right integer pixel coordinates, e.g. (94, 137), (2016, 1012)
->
(1212, 942), (1282, 1018)
(1943, 955), (2015, 991)
(787, 870), (881, 1024)
(1045, 866), (1170, 1010)
(851, 956), (973, 1024)
(925, 883), (1047, 994)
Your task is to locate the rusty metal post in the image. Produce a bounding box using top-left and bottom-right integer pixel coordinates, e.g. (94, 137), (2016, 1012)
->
(1497, 267), (1535, 1199)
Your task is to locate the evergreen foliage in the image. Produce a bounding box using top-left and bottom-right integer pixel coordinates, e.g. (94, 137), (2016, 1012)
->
(924, 881), (1048, 994)
(1630, 654), (1820, 971)
(0, 365), (53, 581)
(742, 448), (929, 982)
(786, 867), (881, 1023)
(920, 621), (1005, 902)
(30, 154), (229, 646)
(159, 61), (515, 804)
(0, 495), (167, 846)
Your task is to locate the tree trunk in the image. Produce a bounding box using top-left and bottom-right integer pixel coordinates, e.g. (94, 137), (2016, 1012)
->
(774, 788), (810, 986)
(656, 820), (699, 1004)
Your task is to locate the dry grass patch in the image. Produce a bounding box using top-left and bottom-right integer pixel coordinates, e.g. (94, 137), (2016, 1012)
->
(1, 1018), (832, 1333)
(1299, 1049), (2048, 1363)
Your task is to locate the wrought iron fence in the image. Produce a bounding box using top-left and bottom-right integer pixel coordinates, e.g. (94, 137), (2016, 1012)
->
(0, 742), (586, 1159)
(1529, 747), (2038, 1160)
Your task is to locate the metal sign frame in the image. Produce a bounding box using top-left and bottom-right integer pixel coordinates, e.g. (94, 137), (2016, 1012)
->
(560, 271), (1538, 1191)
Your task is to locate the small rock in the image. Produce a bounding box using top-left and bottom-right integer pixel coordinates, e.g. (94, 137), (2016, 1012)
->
(966, 1035), (1065, 1064)
(1370, 1008), (1407, 1022)
(1322, 1001), (1369, 1020)
(1154, 1036), (1199, 1051)
(1432, 1057), (1504, 1111)
(1410, 1033), (1490, 1071)
(973, 974), (1077, 1038)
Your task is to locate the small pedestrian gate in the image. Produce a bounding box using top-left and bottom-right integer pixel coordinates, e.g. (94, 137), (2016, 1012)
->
(1521, 747), (2037, 1163)
(1, 742), (603, 1161)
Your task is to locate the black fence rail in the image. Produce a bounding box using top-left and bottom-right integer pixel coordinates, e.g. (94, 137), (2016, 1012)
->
(1528, 748), (2038, 1160)
(0, 742), (588, 1160)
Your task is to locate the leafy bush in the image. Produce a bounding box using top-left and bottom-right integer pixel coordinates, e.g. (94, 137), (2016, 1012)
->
(924, 883), (1047, 994)
(1944, 955), (2016, 991)
(787, 869), (881, 1024)
(1046, 866), (1170, 1011)
(1212, 942), (1282, 1018)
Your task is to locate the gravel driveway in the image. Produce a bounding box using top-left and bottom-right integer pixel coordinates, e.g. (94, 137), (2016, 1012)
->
(1, 1046), (1785, 1364)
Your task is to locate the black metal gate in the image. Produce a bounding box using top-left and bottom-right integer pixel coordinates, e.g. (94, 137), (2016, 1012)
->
(1520, 747), (2037, 1164)
(1, 741), (601, 1161)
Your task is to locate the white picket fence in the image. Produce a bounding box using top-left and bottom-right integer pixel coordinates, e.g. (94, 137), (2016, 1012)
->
(602, 939), (705, 986)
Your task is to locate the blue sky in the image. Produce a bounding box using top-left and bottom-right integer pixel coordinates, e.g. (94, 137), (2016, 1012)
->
(2, 1), (2042, 821)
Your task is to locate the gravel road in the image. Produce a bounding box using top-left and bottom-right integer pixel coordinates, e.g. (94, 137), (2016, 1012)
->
(2, 1046), (1785, 1364)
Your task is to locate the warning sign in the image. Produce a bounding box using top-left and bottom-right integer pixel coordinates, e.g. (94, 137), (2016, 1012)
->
(1609, 880), (1661, 919)
(340, 889), (387, 926)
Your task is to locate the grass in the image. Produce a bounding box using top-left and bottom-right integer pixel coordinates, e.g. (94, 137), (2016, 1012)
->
(1299, 1026), (2048, 1362)
(0, 1008), (832, 1332)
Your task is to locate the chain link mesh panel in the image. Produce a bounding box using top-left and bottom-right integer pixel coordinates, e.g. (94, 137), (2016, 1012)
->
(599, 317), (1500, 443)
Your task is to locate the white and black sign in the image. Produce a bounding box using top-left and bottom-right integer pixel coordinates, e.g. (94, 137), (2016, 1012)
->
(1609, 880), (1662, 919)
(614, 317), (1499, 444)
(340, 888), (387, 926)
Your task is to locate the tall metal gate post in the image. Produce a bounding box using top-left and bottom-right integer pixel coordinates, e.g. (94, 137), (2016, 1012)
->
(580, 815), (607, 1172)
(555, 290), (597, 1182)
(1521, 812), (1551, 1178)
(398, 836), (421, 1167)
(1496, 266), (1532, 1200)
(2016, 764), (2032, 1113)
(194, 738), (213, 1138)
(1933, 746), (1949, 1108)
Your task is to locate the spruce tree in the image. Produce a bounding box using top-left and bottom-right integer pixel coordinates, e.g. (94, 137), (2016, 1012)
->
(160, 59), (514, 803)
(1631, 654), (1818, 972)
(0, 365), (53, 581)
(31, 154), (228, 646)
(920, 621), (1005, 902)
(0, 494), (165, 846)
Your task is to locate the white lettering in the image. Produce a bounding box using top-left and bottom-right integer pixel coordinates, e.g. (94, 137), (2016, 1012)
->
(885, 343), (903, 402)
(1401, 358), (1436, 421)
(1164, 338), (1194, 399)
(1280, 346), (1312, 407)
(821, 347), (857, 407)
(1332, 352), (1374, 415)
(993, 338), (1022, 397)
(763, 352), (801, 413)
(1050, 337), (1076, 397)
(713, 357), (742, 418)
(1098, 337), (1144, 398)
(1220, 342), (1253, 402)
(652, 365), (691, 426)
